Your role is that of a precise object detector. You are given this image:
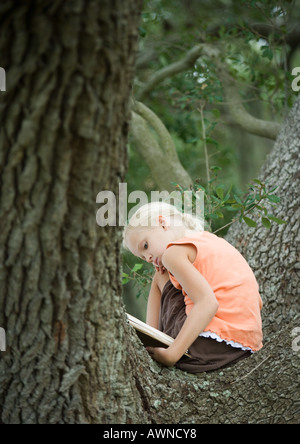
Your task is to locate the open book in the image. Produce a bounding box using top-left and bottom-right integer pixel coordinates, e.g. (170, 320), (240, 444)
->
(127, 313), (191, 358)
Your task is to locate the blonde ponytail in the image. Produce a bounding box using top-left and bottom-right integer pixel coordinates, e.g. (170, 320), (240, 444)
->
(182, 212), (204, 232)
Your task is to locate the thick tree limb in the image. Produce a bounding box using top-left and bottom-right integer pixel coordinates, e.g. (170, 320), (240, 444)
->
(136, 44), (204, 100)
(130, 100), (192, 191)
(126, 314), (300, 424)
(136, 42), (282, 140)
(202, 44), (282, 140)
(219, 69), (281, 140)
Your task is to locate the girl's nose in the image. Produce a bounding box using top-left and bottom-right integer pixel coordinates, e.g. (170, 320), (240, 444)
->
(147, 254), (153, 263)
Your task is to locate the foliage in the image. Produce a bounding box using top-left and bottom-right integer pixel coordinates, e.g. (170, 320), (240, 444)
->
(122, 262), (153, 297)
(131, 0), (300, 188)
(176, 169), (285, 233)
(137, 0), (299, 111)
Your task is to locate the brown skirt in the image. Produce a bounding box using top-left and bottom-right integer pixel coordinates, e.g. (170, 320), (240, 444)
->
(158, 280), (251, 373)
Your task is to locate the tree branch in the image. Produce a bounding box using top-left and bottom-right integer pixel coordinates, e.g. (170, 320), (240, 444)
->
(130, 100), (193, 191)
(136, 44), (204, 100)
(132, 100), (176, 158)
(202, 45), (281, 140)
(135, 41), (281, 140)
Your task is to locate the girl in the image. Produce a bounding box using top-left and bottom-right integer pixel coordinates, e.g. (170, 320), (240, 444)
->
(124, 202), (263, 373)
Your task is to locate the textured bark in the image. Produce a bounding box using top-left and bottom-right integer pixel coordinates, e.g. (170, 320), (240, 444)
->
(0, 0), (142, 424)
(126, 314), (300, 424)
(225, 96), (300, 335)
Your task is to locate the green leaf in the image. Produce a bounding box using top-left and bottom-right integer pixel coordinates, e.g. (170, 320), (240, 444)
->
(138, 26), (147, 38)
(269, 186), (278, 193)
(234, 194), (243, 205)
(132, 263), (143, 273)
(215, 211), (224, 219)
(206, 136), (218, 147)
(243, 216), (257, 228)
(261, 45), (273, 60)
(210, 165), (222, 172)
(268, 215), (286, 225)
(211, 195), (222, 204)
(212, 109), (221, 119)
(267, 194), (280, 203)
(122, 278), (130, 285)
(225, 205), (238, 212)
(215, 186), (224, 200)
(223, 185), (232, 203)
(261, 217), (271, 229)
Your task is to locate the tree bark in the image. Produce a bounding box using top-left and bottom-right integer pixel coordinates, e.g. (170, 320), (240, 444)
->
(126, 314), (300, 424)
(0, 0), (142, 424)
(225, 96), (300, 335)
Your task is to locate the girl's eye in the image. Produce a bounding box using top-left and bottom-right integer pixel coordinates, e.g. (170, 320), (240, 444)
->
(144, 242), (148, 250)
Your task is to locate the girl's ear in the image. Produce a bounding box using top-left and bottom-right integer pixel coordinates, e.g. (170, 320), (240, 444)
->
(157, 215), (169, 229)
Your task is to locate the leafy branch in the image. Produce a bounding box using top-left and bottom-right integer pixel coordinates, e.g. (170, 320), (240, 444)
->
(122, 263), (153, 298)
(176, 170), (286, 235)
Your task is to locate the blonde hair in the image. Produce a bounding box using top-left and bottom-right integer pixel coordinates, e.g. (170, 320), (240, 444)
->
(123, 202), (203, 248)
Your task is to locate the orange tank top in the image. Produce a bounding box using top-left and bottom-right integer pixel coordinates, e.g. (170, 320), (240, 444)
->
(166, 231), (263, 351)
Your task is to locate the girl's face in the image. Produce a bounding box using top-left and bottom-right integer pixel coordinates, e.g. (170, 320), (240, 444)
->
(126, 223), (184, 269)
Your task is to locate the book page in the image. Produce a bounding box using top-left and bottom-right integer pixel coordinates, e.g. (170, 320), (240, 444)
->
(127, 313), (191, 358)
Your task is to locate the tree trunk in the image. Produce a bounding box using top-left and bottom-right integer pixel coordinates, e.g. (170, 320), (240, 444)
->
(0, 0), (142, 424)
(225, 96), (300, 336)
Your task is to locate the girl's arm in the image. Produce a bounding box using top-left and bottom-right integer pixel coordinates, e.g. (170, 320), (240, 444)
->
(147, 244), (219, 367)
(146, 271), (162, 329)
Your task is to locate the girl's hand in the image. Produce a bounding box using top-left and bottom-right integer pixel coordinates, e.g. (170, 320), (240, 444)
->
(155, 264), (166, 275)
(146, 346), (178, 367)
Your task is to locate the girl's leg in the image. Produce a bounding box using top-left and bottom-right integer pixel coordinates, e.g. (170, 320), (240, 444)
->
(158, 280), (252, 373)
